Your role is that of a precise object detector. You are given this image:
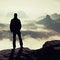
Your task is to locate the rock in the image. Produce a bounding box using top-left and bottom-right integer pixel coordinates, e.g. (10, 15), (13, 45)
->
(0, 40), (60, 60)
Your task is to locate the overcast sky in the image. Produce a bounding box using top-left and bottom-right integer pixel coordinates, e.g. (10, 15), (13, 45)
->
(0, 0), (60, 24)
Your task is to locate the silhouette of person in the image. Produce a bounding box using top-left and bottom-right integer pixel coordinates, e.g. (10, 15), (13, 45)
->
(10, 13), (23, 50)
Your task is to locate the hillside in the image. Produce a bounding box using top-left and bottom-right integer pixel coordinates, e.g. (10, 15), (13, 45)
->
(0, 40), (60, 60)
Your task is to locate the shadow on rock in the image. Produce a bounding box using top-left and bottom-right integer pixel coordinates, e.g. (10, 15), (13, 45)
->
(9, 49), (15, 60)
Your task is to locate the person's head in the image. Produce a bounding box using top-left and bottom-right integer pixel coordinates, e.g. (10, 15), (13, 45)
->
(14, 13), (17, 18)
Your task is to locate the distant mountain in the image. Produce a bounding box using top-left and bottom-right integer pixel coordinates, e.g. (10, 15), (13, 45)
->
(36, 14), (60, 32)
(51, 13), (60, 20)
(37, 15), (53, 26)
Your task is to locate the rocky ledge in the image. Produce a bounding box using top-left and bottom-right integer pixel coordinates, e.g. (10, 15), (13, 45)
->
(0, 40), (60, 60)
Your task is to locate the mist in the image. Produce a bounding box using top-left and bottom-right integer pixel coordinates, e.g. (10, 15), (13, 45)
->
(0, 13), (60, 50)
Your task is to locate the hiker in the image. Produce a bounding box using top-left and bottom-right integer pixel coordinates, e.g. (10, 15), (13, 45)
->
(10, 13), (23, 49)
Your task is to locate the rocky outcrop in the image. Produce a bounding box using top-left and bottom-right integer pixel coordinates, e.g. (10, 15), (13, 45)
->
(0, 40), (60, 60)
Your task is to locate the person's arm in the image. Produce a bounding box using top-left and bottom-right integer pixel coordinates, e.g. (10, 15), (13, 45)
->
(19, 19), (22, 30)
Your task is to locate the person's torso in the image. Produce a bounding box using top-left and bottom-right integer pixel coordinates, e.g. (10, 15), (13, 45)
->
(11, 18), (21, 32)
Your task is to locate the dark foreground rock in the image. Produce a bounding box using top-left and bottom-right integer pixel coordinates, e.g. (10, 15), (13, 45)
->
(0, 40), (60, 60)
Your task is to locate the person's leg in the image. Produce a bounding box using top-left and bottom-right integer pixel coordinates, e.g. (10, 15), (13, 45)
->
(17, 32), (23, 49)
(13, 33), (16, 49)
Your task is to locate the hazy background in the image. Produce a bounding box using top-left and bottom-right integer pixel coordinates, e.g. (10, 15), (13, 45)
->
(0, 0), (60, 50)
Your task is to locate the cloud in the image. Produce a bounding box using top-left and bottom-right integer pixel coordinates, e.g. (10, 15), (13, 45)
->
(6, 11), (29, 19)
(18, 11), (29, 19)
(0, 30), (58, 40)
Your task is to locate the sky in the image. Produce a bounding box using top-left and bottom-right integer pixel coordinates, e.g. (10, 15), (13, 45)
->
(0, 0), (60, 24)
